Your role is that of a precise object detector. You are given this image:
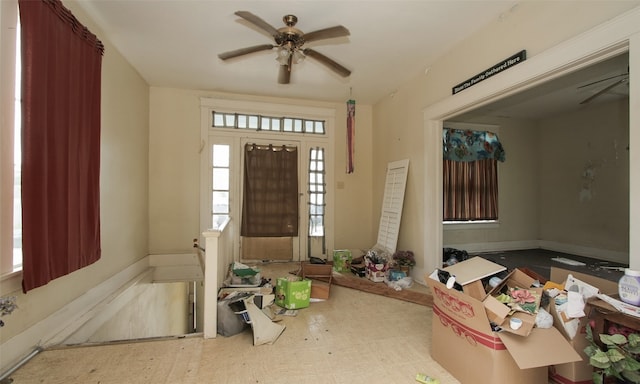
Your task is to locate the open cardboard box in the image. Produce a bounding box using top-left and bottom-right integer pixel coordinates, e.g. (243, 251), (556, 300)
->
(485, 268), (544, 337)
(301, 263), (333, 300)
(427, 257), (581, 384)
(547, 267), (619, 384)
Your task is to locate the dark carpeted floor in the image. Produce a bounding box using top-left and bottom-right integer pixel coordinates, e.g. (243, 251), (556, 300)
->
(470, 248), (627, 283)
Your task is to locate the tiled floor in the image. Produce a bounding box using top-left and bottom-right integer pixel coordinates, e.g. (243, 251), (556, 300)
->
(9, 262), (458, 384)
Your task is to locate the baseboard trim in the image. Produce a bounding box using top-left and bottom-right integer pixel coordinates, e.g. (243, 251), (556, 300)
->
(443, 240), (539, 254)
(539, 241), (628, 264)
(443, 240), (628, 265)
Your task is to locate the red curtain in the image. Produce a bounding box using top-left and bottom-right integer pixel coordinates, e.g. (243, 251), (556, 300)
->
(19, 0), (103, 292)
(443, 159), (499, 221)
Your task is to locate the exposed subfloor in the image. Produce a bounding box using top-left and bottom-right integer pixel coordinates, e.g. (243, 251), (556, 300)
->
(8, 263), (458, 384)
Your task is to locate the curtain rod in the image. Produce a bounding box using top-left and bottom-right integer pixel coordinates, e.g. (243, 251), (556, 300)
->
(246, 143), (297, 152)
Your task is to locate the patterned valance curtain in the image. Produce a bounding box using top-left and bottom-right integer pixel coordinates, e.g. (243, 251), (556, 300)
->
(443, 128), (506, 162)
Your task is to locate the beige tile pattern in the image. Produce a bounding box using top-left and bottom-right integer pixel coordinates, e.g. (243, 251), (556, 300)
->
(10, 263), (460, 384)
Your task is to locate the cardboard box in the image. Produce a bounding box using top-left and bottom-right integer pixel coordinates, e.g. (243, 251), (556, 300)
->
(333, 250), (352, 272)
(301, 263), (333, 300)
(426, 258), (581, 384)
(485, 268), (544, 337)
(364, 257), (388, 282)
(548, 267), (619, 384)
(444, 256), (506, 300)
(366, 268), (386, 282)
(275, 278), (311, 309)
(310, 281), (331, 300)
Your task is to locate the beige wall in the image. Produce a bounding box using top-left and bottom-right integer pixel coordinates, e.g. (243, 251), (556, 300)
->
(86, 282), (190, 343)
(148, 88), (375, 254)
(373, 2), (639, 272)
(539, 99), (629, 253)
(0, 0), (149, 360)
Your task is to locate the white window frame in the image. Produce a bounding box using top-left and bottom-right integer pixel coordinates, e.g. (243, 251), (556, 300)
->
(1, 0), (22, 290)
(199, 98), (335, 261)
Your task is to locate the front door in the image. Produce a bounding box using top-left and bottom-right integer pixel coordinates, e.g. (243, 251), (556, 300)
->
(240, 138), (301, 262)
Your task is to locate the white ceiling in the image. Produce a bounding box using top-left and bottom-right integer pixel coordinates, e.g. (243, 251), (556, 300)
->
(76, 1), (521, 105)
(75, 1), (629, 114)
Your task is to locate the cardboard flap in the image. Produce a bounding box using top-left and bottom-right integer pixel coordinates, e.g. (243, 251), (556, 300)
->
(498, 327), (582, 369)
(483, 295), (510, 324)
(444, 257), (506, 285)
(427, 276), (494, 334)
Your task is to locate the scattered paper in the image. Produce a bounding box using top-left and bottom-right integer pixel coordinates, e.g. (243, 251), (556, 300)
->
(596, 294), (640, 318)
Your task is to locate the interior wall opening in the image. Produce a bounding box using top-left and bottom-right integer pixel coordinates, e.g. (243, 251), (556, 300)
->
(439, 51), (630, 275)
(422, 33), (635, 276)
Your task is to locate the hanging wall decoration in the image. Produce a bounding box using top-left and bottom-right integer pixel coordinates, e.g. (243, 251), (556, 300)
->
(346, 99), (356, 173)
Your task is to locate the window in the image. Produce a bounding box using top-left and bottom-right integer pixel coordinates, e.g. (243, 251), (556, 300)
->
(212, 111), (325, 134)
(1, 2), (22, 277)
(443, 158), (499, 222)
(442, 126), (504, 222)
(308, 147), (325, 237)
(211, 144), (230, 229)
(12, 17), (22, 271)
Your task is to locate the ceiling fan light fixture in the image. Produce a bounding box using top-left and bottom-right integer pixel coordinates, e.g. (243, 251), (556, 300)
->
(276, 47), (305, 65)
(276, 47), (290, 65)
(220, 11), (351, 83)
(292, 49), (305, 64)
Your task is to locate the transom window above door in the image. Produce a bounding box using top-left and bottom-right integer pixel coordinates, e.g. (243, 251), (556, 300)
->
(212, 111), (325, 135)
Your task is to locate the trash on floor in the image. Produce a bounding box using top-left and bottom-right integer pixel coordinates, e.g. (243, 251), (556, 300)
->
(228, 294), (285, 346)
(217, 263), (285, 343)
(364, 248), (390, 282)
(332, 249), (352, 272)
(275, 276), (311, 309)
(274, 307), (298, 316)
(415, 373), (439, 384)
(223, 261), (262, 287)
(426, 256), (582, 384)
(300, 262), (333, 300)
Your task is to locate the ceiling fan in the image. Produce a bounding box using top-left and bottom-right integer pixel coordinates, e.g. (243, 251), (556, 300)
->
(218, 11), (351, 84)
(578, 69), (629, 105)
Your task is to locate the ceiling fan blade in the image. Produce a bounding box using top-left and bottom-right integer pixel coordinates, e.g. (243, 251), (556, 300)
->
(579, 78), (627, 105)
(218, 44), (274, 60)
(577, 73), (628, 89)
(234, 11), (279, 38)
(303, 26), (350, 43)
(303, 48), (351, 77)
(278, 64), (291, 84)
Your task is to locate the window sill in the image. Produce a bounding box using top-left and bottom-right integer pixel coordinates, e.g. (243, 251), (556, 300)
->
(443, 220), (499, 230)
(1, 269), (23, 294)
